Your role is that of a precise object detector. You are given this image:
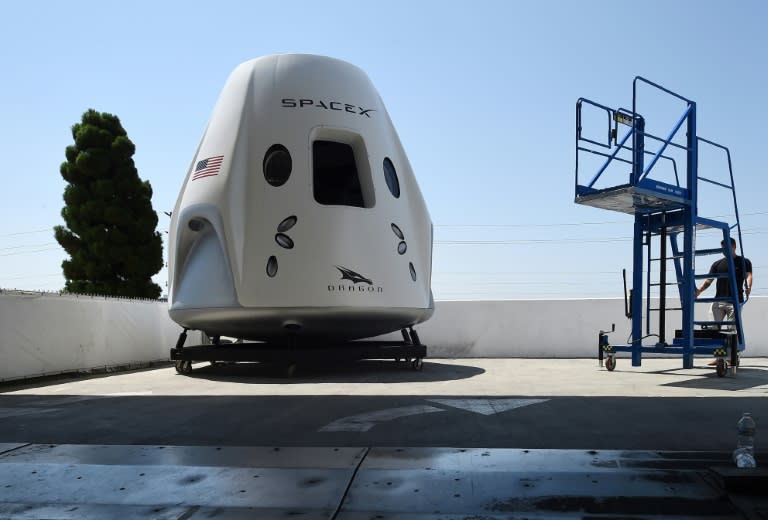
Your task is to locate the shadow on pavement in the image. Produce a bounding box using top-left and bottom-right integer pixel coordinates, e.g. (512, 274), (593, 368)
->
(660, 366), (768, 391)
(186, 359), (485, 384)
(0, 393), (765, 450)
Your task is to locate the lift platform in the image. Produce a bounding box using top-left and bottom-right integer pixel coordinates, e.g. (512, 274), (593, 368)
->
(575, 77), (748, 376)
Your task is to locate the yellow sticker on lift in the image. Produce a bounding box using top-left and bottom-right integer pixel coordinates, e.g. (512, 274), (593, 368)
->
(614, 112), (633, 126)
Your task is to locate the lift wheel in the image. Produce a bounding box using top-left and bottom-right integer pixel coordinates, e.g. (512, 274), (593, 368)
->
(715, 358), (727, 378)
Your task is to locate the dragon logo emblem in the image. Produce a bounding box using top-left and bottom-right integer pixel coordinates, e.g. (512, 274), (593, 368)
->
(335, 265), (373, 285)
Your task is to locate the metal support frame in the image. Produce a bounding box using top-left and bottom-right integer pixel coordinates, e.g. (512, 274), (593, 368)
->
(681, 102), (697, 369)
(170, 328), (427, 372)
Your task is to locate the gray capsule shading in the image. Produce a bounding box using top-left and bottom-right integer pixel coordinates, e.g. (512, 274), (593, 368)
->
(266, 256), (278, 277)
(391, 223), (404, 239)
(409, 262), (417, 281)
(277, 215), (298, 232)
(275, 233), (294, 249)
(398, 241), (407, 255)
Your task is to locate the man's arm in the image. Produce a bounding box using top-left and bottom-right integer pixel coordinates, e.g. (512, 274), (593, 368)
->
(696, 278), (714, 297)
(745, 271), (753, 297)
(697, 260), (720, 297)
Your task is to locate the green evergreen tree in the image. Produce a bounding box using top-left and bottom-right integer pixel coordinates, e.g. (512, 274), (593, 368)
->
(54, 109), (163, 298)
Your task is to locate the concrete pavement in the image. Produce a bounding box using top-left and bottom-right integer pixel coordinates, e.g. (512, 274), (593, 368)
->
(1, 358), (767, 518)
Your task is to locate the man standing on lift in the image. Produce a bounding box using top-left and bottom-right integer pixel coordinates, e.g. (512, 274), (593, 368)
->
(695, 237), (753, 329)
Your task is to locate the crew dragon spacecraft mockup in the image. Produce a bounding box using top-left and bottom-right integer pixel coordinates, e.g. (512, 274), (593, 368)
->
(168, 54), (434, 341)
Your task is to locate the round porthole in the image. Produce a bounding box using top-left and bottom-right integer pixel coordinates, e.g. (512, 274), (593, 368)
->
(277, 215), (297, 232)
(263, 144), (292, 187)
(266, 256), (278, 277)
(383, 157), (400, 198)
(188, 219), (204, 232)
(275, 233), (294, 249)
(391, 223), (404, 239)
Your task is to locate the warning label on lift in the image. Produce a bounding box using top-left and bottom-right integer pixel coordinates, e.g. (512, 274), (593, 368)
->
(614, 112), (633, 126)
(653, 183), (684, 197)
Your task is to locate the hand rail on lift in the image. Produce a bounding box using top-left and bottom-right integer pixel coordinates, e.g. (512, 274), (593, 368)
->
(696, 136), (746, 281)
(576, 75), (698, 194)
(576, 99), (681, 190)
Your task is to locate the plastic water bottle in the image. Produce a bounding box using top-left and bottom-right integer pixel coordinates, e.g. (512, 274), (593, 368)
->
(733, 412), (756, 468)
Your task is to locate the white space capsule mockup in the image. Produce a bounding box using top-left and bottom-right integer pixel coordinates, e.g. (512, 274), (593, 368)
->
(168, 54), (434, 341)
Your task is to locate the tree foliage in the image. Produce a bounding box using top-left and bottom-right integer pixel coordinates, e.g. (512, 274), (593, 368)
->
(54, 109), (163, 298)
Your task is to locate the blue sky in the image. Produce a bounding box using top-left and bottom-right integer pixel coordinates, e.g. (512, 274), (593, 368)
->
(0, 0), (766, 299)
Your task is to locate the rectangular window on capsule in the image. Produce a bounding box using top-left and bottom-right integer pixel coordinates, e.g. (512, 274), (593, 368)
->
(311, 131), (374, 208)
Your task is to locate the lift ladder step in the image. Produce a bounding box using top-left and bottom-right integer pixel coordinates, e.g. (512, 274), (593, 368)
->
(696, 297), (735, 304)
(650, 256), (684, 261)
(695, 216), (731, 228)
(695, 248), (725, 256)
(694, 320), (735, 326)
(694, 273), (730, 280)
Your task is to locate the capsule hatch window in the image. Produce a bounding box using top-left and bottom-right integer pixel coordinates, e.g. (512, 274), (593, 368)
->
(312, 138), (375, 208)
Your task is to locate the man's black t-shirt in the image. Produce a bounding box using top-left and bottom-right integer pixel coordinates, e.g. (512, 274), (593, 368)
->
(709, 255), (752, 302)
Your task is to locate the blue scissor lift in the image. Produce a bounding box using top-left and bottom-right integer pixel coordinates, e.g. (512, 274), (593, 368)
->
(575, 77), (747, 377)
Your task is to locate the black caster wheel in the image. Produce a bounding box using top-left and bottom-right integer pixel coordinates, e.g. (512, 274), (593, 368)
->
(715, 358), (727, 377)
(411, 358), (423, 371)
(605, 356), (616, 372)
(175, 360), (192, 374)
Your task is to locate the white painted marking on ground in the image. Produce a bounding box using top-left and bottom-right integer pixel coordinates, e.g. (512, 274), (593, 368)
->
(0, 408), (59, 419)
(320, 405), (445, 432)
(427, 398), (549, 415)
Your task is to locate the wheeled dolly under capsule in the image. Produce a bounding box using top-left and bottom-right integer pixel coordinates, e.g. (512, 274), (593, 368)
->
(170, 327), (427, 376)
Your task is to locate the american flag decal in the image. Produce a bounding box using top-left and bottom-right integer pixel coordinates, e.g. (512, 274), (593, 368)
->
(192, 155), (224, 181)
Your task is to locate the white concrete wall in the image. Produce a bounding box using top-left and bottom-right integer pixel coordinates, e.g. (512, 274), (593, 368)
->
(414, 297), (768, 358)
(1, 293), (765, 381)
(0, 292), (200, 382)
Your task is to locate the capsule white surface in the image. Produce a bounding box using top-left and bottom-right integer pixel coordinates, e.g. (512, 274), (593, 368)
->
(168, 54), (433, 340)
